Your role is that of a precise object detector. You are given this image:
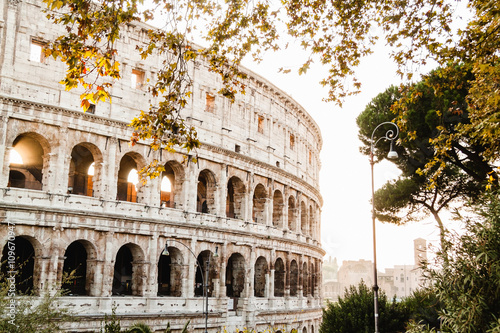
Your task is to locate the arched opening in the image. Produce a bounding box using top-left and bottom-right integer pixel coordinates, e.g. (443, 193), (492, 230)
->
(117, 154), (140, 202)
(8, 134), (45, 190)
(112, 244), (144, 296)
(301, 201), (307, 235)
(226, 253), (245, 298)
(288, 196), (296, 231)
(252, 184), (267, 224)
(303, 327), (307, 333)
(272, 190), (284, 227)
(302, 262), (309, 296)
(194, 250), (217, 297)
(62, 241), (88, 295)
(274, 258), (285, 297)
(160, 175), (173, 207)
(254, 256), (268, 297)
(197, 170), (216, 214)
(290, 260), (298, 297)
(68, 144), (95, 196)
(226, 176), (245, 219)
(158, 247), (183, 297)
(160, 161), (185, 209)
(1, 237), (35, 294)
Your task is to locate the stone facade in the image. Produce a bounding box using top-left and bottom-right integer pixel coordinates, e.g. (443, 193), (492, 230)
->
(0, 1), (325, 332)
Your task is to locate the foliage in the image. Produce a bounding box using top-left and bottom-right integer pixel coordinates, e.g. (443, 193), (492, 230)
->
(0, 289), (74, 333)
(0, 258), (75, 333)
(421, 191), (500, 332)
(40, 0), (499, 181)
(100, 304), (122, 333)
(319, 280), (412, 333)
(127, 322), (153, 333)
(357, 68), (492, 239)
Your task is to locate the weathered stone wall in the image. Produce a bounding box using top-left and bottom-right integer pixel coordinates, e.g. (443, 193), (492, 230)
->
(0, 1), (324, 332)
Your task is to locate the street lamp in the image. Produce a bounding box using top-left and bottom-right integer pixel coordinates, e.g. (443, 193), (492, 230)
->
(162, 240), (219, 333)
(370, 121), (399, 333)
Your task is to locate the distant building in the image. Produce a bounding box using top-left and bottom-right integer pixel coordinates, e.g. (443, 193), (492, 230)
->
(322, 257), (340, 303)
(324, 238), (427, 301)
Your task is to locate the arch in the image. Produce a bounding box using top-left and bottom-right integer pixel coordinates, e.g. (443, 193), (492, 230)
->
(254, 256), (268, 297)
(194, 250), (217, 297)
(274, 257), (285, 297)
(62, 240), (97, 296)
(112, 243), (145, 296)
(226, 176), (246, 219)
(252, 183), (267, 224)
(302, 262), (309, 296)
(290, 259), (299, 297)
(272, 190), (284, 228)
(1, 236), (36, 294)
(68, 143), (101, 196)
(303, 327), (307, 333)
(117, 153), (145, 203)
(160, 160), (185, 208)
(226, 253), (245, 297)
(301, 201), (308, 235)
(158, 247), (183, 297)
(197, 169), (217, 214)
(8, 133), (47, 190)
(288, 196), (296, 231)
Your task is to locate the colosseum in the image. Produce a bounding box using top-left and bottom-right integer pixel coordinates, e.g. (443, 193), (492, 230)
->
(0, 0), (324, 332)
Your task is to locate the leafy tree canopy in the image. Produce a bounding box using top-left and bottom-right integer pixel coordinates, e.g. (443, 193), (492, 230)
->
(41, 0), (498, 179)
(420, 191), (500, 332)
(357, 67), (493, 239)
(319, 280), (439, 333)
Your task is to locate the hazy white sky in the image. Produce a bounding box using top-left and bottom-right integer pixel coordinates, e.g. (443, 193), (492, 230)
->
(243, 42), (443, 270)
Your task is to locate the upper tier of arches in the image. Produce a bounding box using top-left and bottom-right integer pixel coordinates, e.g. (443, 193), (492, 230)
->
(3, 126), (322, 242)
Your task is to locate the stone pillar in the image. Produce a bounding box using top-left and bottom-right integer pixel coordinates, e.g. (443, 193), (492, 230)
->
(285, 252), (290, 297)
(265, 197), (272, 227)
(0, 116), (9, 188)
(1, 146), (13, 188)
(283, 186), (289, 231)
(186, 238), (197, 297)
(298, 255), (304, 298)
(51, 127), (70, 195)
(87, 259), (104, 296)
(185, 162), (198, 212)
(218, 164), (227, 216)
(219, 242), (227, 297)
(146, 235), (159, 297)
(101, 232), (115, 296)
(104, 137), (118, 201)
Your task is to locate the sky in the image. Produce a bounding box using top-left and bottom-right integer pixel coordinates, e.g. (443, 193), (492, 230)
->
(242, 42), (443, 271)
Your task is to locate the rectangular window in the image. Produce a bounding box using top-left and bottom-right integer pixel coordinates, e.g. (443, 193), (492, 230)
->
(30, 40), (45, 63)
(131, 69), (145, 89)
(86, 104), (96, 114)
(257, 115), (264, 134)
(205, 93), (215, 113)
(290, 134), (295, 150)
(235, 144), (241, 153)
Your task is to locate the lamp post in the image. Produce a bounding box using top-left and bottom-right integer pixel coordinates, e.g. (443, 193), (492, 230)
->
(162, 240), (218, 333)
(370, 121), (399, 333)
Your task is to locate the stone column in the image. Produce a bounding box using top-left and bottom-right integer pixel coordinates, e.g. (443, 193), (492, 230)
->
(101, 232), (115, 296)
(103, 137), (118, 201)
(0, 116), (9, 188)
(218, 164), (227, 216)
